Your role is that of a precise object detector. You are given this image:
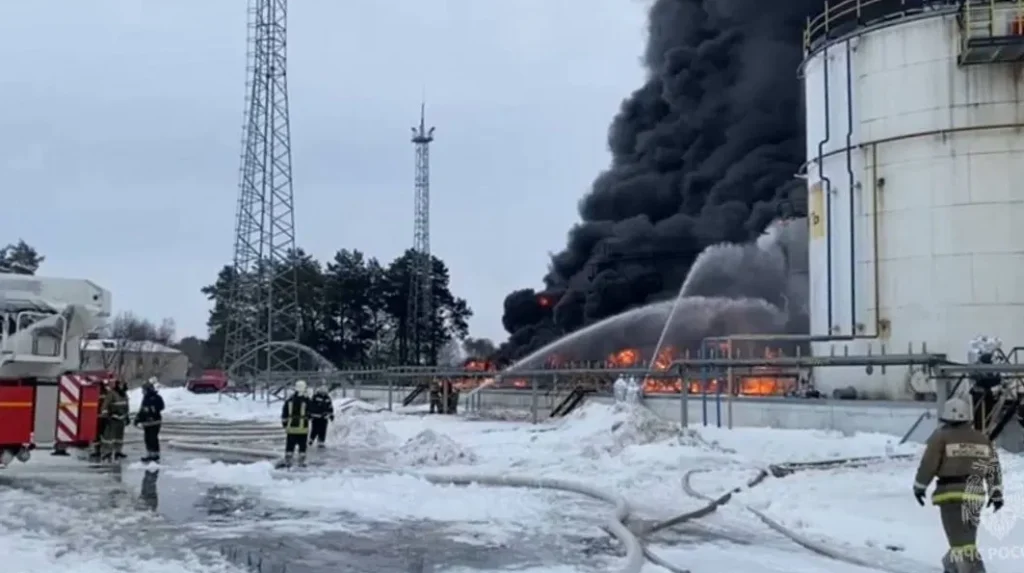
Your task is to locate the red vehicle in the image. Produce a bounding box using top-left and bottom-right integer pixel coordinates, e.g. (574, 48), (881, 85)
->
(186, 369), (229, 393)
(0, 275), (113, 467)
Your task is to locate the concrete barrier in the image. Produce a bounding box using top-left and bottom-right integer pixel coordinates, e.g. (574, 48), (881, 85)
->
(339, 384), (937, 443)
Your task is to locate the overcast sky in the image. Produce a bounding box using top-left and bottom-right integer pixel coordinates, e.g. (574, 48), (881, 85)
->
(1, 1), (647, 343)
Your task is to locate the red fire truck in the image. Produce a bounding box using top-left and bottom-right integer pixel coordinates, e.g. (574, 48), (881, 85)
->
(0, 274), (112, 467)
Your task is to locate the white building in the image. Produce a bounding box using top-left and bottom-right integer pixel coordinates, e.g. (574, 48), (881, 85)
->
(79, 338), (189, 384)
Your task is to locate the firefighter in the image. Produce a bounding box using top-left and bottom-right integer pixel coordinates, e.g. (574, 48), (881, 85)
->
(446, 380), (459, 415)
(100, 379), (130, 462)
(441, 379), (455, 414)
(308, 384), (334, 448)
(280, 380), (311, 467)
(90, 380), (111, 462)
(428, 379), (441, 414)
(134, 377), (165, 463)
(914, 394), (1003, 573)
(968, 336), (1003, 433)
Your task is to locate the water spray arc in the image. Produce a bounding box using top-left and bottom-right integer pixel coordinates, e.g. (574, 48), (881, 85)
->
(222, 0), (302, 376)
(407, 103), (435, 364)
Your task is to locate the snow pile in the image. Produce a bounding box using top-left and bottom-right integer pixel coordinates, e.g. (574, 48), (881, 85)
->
(330, 414), (397, 447)
(391, 429), (477, 467)
(559, 402), (732, 457)
(334, 397), (385, 414)
(461, 408), (533, 422)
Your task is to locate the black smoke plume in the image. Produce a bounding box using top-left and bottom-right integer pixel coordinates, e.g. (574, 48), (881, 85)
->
(498, 0), (821, 363)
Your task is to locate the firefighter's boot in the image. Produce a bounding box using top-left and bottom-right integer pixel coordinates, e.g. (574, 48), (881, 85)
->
(297, 452), (307, 467)
(943, 550), (986, 573)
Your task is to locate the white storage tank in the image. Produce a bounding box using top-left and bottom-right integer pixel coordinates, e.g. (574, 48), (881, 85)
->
(802, 1), (1024, 399)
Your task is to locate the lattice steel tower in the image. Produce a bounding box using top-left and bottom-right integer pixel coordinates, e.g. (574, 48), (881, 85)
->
(222, 0), (301, 376)
(407, 104), (435, 364)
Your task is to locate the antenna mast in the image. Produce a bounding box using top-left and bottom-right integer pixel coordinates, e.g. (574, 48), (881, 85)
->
(222, 0), (301, 376)
(407, 103), (435, 364)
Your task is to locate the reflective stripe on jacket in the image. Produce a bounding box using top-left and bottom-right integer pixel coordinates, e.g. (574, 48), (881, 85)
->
(281, 397), (310, 434)
(914, 422), (1002, 505)
(103, 391), (130, 421)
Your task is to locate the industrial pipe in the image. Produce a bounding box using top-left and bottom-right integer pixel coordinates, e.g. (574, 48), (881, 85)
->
(845, 38), (857, 337)
(818, 41), (835, 335)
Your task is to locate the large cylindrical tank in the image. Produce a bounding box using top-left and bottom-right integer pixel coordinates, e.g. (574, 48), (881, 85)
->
(803, 1), (1024, 398)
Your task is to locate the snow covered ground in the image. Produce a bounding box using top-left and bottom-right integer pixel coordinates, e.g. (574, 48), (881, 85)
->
(10, 388), (1023, 573)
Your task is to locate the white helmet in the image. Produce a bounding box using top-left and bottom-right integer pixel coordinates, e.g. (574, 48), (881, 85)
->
(940, 396), (973, 423)
(147, 376), (159, 385)
(294, 380), (308, 394)
(316, 384), (328, 394)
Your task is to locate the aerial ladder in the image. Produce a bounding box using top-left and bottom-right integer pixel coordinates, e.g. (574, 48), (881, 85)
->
(0, 273), (112, 467)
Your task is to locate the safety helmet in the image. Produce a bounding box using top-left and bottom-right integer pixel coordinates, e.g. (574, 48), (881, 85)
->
(940, 396), (973, 424)
(294, 379), (308, 394)
(316, 384), (327, 394)
(148, 376), (159, 385)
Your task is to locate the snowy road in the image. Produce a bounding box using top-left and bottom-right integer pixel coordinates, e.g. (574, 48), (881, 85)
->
(4, 388), (1024, 573)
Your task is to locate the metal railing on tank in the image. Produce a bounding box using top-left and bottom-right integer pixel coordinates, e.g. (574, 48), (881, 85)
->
(961, 0), (1024, 36)
(958, 0), (1024, 62)
(804, 0), (959, 53)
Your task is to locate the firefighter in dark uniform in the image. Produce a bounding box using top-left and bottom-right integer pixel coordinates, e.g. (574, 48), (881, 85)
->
(969, 350), (1002, 433)
(914, 394), (1003, 573)
(428, 379), (441, 414)
(441, 379), (456, 414)
(446, 380), (459, 414)
(134, 377), (165, 463)
(280, 380), (311, 467)
(100, 379), (130, 462)
(308, 384), (334, 448)
(90, 380), (112, 462)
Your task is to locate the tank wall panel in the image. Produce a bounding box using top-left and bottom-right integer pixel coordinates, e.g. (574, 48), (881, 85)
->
(803, 12), (1024, 398)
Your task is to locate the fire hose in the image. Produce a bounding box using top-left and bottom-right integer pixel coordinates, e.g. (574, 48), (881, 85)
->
(158, 419), (714, 573)
(681, 466), (913, 573)
(158, 420), (913, 573)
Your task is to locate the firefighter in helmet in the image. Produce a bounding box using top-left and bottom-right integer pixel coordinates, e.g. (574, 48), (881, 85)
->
(133, 377), (165, 463)
(967, 336), (1009, 436)
(308, 384), (334, 448)
(914, 392), (1003, 573)
(89, 379), (112, 462)
(100, 378), (130, 462)
(279, 380), (311, 467)
(428, 379), (441, 414)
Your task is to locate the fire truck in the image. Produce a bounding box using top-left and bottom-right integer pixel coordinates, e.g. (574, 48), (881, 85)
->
(0, 274), (112, 467)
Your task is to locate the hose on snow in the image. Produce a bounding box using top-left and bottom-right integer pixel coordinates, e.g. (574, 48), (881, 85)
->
(682, 468), (911, 573)
(165, 438), (646, 573)
(160, 419), (912, 573)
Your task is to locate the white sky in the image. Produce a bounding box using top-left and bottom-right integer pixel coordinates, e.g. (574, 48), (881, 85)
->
(0, 0), (649, 342)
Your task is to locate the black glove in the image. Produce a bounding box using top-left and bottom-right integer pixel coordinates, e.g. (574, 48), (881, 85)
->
(989, 491), (1004, 512)
(329, 415), (334, 422)
(913, 487), (926, 506)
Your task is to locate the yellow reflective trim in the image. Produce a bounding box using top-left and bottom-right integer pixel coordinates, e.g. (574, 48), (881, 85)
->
(932, 492), (986, 504)
(0, 402), (33, 407)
